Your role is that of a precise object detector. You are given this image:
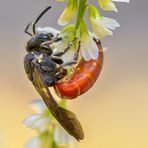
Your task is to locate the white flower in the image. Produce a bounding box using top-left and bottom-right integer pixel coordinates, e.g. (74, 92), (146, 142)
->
(31, 99), (47, 113)
(78, 20), (99, 61)
(80, 33), (99, 61)
(24, 99), (75, 148)
(53, 40), (76, 63)
(25, 137), (41, 148)
(23, 100), (50, 132)
(98, 0), (130, 12)
(23, 114), (50, 132)
(54, 125), (76, 148)
(88, 5), (120, 39)
(52, 24), (79, 63)
(37, 27), (60, 36)
(52, 22), (99, 62)
(58, 0), (78, 26)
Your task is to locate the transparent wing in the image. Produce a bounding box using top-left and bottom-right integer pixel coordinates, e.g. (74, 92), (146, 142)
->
(32, 65), (84, 141)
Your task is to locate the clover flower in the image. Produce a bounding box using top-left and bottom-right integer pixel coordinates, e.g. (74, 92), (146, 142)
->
(52, 23), (99, 62)
(37, 27), (60, 36)
(78, 20), (99, 61)
(53, 25), (78, 63)
(24, 100), (75, 148)
(88, 5), (120, 39)
(58, 0), (78, 26)
(98, 0), (130, 12)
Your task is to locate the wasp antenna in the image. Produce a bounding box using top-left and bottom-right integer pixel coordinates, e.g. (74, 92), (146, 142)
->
(33, 6), (52, 35)
(24, 22), (33, 36)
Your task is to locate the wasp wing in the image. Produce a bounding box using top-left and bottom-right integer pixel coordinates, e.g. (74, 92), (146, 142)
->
(32, 65), (84, 141)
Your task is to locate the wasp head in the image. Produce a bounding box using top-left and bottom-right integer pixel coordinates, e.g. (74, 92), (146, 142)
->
(26, 32), (53, 54)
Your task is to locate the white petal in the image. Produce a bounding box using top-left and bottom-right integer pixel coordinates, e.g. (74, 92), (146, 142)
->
(36, 27), (60, 36)
(62, 47), (75, 63)
(81, 43), (91, 61)
(112, 0), (129, 2)
(23, 114), (50, 131)
(105, 28), (113, 36)
(106, 1), (118, 12)
(54, 126), (74, 145)
(90, 17), (113, 38)
(103, 46), (108, 52)
(53, 40), (77, 63)
(87, 38), (99, 60)
(102, 17), (120, 30)
(99, 0), (118, 12)
(23, 114), (41, 128)
(33, 118), (49, 131)
(31, 100), (46, 113)
(58, 6), (76, 26)
(53, 40), (68, 53)
(97, 24), (113, 38)
(25, 137), (40, 148)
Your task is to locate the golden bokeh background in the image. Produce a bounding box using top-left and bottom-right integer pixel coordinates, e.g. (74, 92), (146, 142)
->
(0, 0), (148, 147)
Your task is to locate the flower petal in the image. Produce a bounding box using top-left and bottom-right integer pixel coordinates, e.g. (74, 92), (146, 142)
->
(98, 0), (129, 12)
(31, 100), (46, 113)
(99, 0), (118, 12)
(23, 114), (41, 128)
(81, 43), (91, 61)
(102, 17), (120, 30)
(25, 137), (40, 148)
(91, 17), (113, 38)
(54, 125), (74, 145)
(36, 27), (60, 36)
(88, 5), (114, 39)
(58, 0), (77, 26)
(87, 36), (99, 60)
(112, 0), (129, 2)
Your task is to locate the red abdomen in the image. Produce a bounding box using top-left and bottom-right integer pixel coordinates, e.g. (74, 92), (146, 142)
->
(54, 41), (104, 99)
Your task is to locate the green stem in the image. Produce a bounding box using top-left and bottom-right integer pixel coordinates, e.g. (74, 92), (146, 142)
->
(75, 0), (87, 30)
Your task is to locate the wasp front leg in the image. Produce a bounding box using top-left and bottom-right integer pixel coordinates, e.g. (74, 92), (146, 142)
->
(24, 53), (36, 81)
(60, 41), (81, 67)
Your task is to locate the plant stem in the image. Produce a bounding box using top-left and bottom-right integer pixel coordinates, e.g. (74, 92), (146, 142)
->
(75, 0), (87, 30)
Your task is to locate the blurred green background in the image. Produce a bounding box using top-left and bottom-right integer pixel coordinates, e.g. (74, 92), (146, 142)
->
(0, 0), (148, 147)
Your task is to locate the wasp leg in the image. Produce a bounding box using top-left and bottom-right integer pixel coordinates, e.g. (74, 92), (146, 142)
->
(52, 37), (78, 57)
(73, 41), (80, 61)
(52, 45), (71, 57)
(40, 37), (62, 47)
(61, 41), (81, 67)
(50, 56), (63, 64)
(55, 67), (67, 80)
(40, 40), (53, 48)
(53, 37), (62, 42)
(24, 53), (35, 81)
(61, 61), (77, 67)
(40, 37), (62, 51)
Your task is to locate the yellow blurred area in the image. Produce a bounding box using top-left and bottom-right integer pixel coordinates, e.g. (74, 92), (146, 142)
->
(1, 68), (148, 148)
(0, 0), (148, 147)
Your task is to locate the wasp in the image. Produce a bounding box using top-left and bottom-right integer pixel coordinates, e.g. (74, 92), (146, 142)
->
(24, 6), (84, 141)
